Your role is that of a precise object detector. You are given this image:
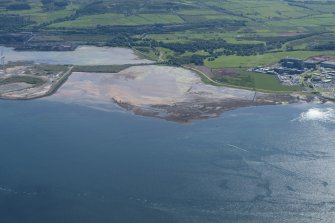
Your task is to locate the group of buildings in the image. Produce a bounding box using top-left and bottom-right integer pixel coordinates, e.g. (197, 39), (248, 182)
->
(252, 58), (335, 75)
(280, 58), (335, 71)
(250, 57), (335, 89)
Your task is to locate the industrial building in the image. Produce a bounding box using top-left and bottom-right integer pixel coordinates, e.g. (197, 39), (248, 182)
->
(321, 61), (335, 69)
(274, 67), (304, 75)
(281, 58), (305, 70)
(281, 58), (320, 70)
(252, 57), (335, 88)
(304, 60), (319, 69)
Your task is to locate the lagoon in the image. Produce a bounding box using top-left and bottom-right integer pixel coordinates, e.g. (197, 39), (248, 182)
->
(1, 45), (152, 65)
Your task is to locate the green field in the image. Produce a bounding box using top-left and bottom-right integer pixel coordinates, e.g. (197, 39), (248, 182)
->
(146, 31), (265, 44)
(251, 73), (302, 91)
(2, 0), (335, 92)
(205, 51), (335, 68)
(214, 70), (302, 92)
(0, 76), (46, 86)
(3, 0), (334, 30)
(50, 13), (184, 27)
(0, 1), (78, 24)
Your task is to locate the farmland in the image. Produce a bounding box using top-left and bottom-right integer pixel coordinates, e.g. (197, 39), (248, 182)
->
(205, 51), (335, 68)
(217, 70), (303, 92)
(49, 13), (184, 27)
(2, 0), (335, 91)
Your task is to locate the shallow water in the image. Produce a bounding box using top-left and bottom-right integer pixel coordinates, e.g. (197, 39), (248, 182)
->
(1, 45), (152, 65)
(0, 100), (335, 223)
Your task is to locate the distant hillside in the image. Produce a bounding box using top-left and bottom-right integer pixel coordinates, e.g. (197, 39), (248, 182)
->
(2, 0), (335, 70)
(1, 0), (335, 30)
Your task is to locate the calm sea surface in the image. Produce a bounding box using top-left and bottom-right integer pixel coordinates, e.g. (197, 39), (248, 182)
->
(0, 100), (335, 223)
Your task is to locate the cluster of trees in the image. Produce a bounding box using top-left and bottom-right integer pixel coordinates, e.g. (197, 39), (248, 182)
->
(37, 13), (79, 29)
(41, 0), (69, 11)
(157, 39), (266, 56)
(241, 32), (326, 51)
(310, 41), (335, 50)
(78, 0), (193, 16)
(78, 1), (109, 14)
(0, 15), (33, 31)
(6, 3), (31, 10)
(167, 54), (206, 66)
(0, 33), (32, 44)
(164, 43), (264, 66)
(98, 20), (244, 34)
(105, 36), (267, 65)
(105, 35), (132, 47)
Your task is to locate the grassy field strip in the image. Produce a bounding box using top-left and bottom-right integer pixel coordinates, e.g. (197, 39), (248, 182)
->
(1, 2), (78, 24)
(205, 51), (335, 68)
(183, 65), (304, 93)
(183, 65), (299, 93)
(50, 13), (184, 28)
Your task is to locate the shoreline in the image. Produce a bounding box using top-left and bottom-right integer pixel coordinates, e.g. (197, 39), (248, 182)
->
(42, 65), (322, 122)
(0, 64), (331, 123)
(0, 81), (327, 123)
(112, 92), (315, 123)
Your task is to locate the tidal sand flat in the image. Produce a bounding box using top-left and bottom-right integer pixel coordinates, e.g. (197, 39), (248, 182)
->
(0, 46), (154, 100)
(1, 46), (152, 65)
(47, 65), (298, 122)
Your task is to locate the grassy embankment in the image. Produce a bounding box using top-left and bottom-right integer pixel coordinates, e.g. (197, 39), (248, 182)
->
(0, 76), (45, 86)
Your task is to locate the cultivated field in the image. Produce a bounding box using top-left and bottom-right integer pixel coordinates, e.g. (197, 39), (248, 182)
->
(2, 0), (335, 92)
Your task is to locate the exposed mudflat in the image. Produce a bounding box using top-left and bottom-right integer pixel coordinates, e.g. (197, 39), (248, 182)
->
(47, 65), (299, 122)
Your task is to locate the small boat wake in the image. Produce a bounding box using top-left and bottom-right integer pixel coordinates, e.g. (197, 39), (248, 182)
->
(226, 144), (248, 152)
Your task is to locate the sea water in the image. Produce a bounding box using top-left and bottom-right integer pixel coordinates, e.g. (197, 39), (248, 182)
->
(0, 100), (335, 223)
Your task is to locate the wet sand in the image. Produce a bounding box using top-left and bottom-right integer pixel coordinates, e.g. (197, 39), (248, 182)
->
(47, 65), (299, 122)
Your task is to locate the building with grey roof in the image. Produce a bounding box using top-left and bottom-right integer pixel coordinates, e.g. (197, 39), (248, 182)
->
(321, 61), (335, 69)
